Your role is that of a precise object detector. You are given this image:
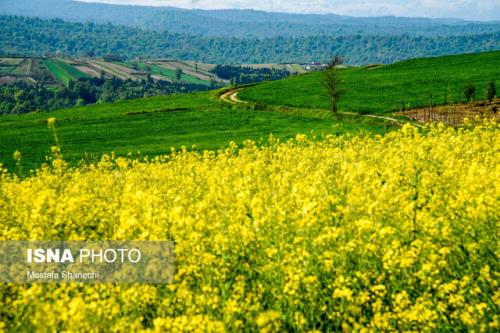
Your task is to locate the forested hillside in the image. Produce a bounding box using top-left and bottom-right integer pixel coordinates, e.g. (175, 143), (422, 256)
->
(1, 16), (499, 64)
(1, 0), (499, 38)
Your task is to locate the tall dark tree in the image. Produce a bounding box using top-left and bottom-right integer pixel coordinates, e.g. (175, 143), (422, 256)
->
(322, 55), (346, 115)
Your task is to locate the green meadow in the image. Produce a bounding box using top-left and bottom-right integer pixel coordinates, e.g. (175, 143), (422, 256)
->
(2, 51), (498, 173)
(239, 51), (500, 114)
(0, 92), (391, 173)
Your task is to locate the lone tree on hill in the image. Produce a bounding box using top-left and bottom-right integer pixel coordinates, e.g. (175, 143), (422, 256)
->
(322, 55), (346, 115)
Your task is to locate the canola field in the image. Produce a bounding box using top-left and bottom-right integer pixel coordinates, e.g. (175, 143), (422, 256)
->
(0, 121), (498, 332)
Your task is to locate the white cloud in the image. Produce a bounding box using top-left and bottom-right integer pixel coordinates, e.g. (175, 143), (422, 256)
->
(76, 0), (500, 20)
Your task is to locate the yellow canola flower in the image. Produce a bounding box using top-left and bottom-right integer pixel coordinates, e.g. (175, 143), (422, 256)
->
(0, 122), (498, 332)
(47, 117), (56, 127)
(12, 150), (21, 161)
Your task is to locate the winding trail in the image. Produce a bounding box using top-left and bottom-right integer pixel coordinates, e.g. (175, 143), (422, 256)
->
(219, 89), (246, 104)
(219, 87), (422, 127)
(341, 112), (418, 127)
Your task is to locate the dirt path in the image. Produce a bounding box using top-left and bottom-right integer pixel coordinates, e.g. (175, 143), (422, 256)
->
(219, 87), (421, 127)
(219, 89), (247, 104)
(341, 111), (421, 127)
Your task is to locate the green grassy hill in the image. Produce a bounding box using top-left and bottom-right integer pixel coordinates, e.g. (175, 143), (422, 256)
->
(239, 51), (500, 114)
(0, 91), (391, 173)
(2, 51), (498, 173)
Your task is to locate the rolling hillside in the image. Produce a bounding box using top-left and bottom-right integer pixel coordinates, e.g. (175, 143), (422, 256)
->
(2, 16), (499, 64)
(0, 55), (306, 87)
(2, 0), (500, 37)
(0, 56), (224, 86)
(0, 55), (311, 115)
(1, 51), (498, 172)
(239, 51), (500, 114)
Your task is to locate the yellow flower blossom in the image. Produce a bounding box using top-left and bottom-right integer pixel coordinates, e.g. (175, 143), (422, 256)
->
(47, 117), (56, 127)
(12, 150), (21, 161)
(0, 122), (497, 331)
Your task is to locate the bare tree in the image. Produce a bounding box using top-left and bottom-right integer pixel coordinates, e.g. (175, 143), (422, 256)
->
(322, 55), (346, 115)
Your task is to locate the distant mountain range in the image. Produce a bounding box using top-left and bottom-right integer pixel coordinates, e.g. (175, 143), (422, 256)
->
(1, 0), (499, 38)
(1, 16), (499, 65)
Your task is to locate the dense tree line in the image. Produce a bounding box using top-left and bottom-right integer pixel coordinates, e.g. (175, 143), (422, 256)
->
(212, 65), (291, 84)
(2, 0), (500, 38)
(0, 77), (214, 115)
(1, 16), (499, 65)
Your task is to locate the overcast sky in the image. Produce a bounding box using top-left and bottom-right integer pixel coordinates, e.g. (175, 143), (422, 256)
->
(78, 0), (500, 21)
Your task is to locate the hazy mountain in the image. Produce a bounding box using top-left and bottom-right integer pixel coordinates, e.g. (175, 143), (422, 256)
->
(0, 0), (499, 38)
(1, 16), (499, 65)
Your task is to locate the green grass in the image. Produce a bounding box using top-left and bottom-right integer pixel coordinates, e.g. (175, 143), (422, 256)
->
(43, 59), (88, 86)
(0, 91), (392, 173)
(132, 62), (210, 86)
(239, 51), (500, 114)
(5, 51), (494, 173)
